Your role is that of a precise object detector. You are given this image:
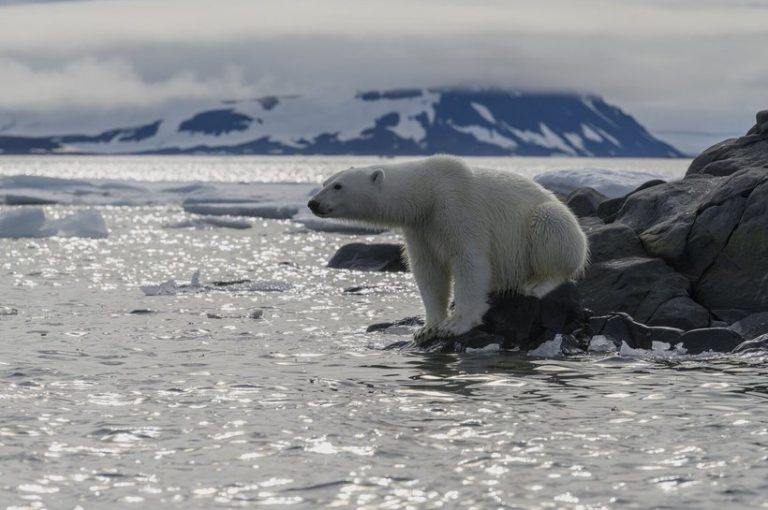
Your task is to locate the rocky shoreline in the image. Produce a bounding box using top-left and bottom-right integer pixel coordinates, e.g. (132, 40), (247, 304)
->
(329, 109), (768, 355)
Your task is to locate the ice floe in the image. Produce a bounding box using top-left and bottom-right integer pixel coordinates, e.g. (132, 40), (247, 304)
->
(140, 271), (292, 296)
(0, 207), (108, 238)
(534, 168), (671, 198)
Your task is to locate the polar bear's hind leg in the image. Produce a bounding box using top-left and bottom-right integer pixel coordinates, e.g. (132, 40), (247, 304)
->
(524, 202), (588, 297)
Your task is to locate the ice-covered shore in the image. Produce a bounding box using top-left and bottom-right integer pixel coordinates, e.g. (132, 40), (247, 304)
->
(0, 167), (678, 238)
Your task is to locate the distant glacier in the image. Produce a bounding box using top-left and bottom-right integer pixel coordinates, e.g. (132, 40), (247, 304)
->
(0, 88), (682, 157)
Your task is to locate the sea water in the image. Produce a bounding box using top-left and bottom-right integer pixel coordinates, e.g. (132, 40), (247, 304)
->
(1, 156), (767, 509)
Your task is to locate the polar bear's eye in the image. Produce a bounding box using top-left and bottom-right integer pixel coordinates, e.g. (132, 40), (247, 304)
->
(333, 183), (343, 190)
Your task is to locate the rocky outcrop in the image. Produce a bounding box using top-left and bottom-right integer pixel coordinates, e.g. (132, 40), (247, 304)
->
(686, 110), (768, 177)
(327, 243), (407, 272)
(336, 111), (768, 353)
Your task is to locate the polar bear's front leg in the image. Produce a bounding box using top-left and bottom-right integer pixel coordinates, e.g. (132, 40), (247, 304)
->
(405, 235), (450, 344)
(436, 249), (491, 338)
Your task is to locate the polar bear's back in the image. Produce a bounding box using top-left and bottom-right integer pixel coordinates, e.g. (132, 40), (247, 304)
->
(416, 156), (579, 292)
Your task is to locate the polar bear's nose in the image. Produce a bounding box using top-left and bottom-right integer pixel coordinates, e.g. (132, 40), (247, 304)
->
(307, 199), (320, 212)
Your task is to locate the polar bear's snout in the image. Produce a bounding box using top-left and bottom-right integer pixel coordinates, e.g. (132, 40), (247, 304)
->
(308, 197), (333, 217)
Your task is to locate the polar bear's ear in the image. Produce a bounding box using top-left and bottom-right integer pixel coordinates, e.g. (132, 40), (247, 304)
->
(371, 168), (385, 187)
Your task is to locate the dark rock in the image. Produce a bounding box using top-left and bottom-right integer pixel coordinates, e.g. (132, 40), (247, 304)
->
(729, 312), (768, 340)
(648, 296), (710, 331)
(596, 179), (666, 223)
(367, 316), (423, 333)
(328, 243), (407, 272)
(577, 257), (691, 323)
(616, 177), (717, 233)
(596, 196), (625, 223)
(581, 221), (646, 263)
(480, 283), (588, 351)
(732, 333), (768, 354)
(678, 328), (743, 354)
(566, 187), (608, 217)
(587, 312), (683, 350)
(386, 284), (589, 353)
(129, 309), (154, 315)
(687, 110), (768, 177)
(711, 309), (750, 324)
(694, 178), (768, 312)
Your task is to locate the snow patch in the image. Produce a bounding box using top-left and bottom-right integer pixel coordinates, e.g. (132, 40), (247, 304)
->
(581, 124), (603, 142)
(470, 102), (496, 124)
(534, 168), (669, 198)
(451, 124), (518, 149)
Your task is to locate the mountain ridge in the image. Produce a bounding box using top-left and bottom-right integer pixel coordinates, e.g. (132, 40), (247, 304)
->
(0, 88), (682, 157)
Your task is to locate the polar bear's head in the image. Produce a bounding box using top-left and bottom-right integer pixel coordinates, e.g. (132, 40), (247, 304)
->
(308, 166), (385, 220)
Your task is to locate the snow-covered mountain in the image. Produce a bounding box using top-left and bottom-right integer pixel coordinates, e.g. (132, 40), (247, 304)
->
(0, 88), (682, 157)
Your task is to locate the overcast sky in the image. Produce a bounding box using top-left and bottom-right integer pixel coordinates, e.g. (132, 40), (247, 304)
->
(0, 0), (766, 151)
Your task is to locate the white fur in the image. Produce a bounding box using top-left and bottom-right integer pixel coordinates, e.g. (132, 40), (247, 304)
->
(309, 155), (589, 343)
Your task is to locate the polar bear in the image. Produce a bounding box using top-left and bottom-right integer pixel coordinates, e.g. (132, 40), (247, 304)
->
(308, 155), (588, 343)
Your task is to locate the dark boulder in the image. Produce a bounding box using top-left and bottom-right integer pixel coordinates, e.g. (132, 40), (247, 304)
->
(677, 328), (744, 354)
(384, 284), (589, 354)
(577, 256), (691, 324)
(648, 296), (711, 331)
(729, 312), (768, 340)
(596, 179), (666, 223)
(566, 187), (608, 217)
(587, 312), (683, 350)
(686, 110), (768, 177)
(732, 333), (768, 354)
(581, 221), (646, 263)
(327, 243), (407, 272)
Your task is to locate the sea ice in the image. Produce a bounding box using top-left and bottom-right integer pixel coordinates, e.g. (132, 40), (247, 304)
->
(528, 335), (564, 357)
(0, 207), (107, 238)
(534, 168), (670, 198)
(163, 216), (252, 229)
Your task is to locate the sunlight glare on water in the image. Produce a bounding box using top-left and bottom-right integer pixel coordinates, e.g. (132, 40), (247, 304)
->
(1, 156), (767, 509)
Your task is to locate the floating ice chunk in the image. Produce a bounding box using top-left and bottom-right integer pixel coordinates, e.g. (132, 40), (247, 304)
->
(0, 306), (18, 316)
(292, 212), (387, 234)
(528, 335), (563, 357)
(534, 168), (670, 198)
(466, 343), (501, 353)
(141, 279), (178, 296)
(0, 208), (55, 238)
(0, 208), (108, 238)
(652, 341), (671, 351)
(163, 216), (252, 229)
(588, 335), (618, 353)
(48, 209), (108, 238)
(140, 271), (291, 296)
(183, 202), (299, 219)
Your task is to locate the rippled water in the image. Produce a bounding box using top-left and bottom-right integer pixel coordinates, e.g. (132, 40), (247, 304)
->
(2, 157), (768, 509)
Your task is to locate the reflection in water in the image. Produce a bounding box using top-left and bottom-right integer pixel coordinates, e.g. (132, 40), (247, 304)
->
(1, 158), (767, 508)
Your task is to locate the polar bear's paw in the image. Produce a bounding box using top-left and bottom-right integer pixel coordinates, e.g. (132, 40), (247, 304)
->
(414, 325), (439, 344)
(434, 314), (481, 339)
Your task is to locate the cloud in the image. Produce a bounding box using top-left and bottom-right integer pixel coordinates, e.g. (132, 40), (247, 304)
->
(0, 0), (766, 149)
(0, 57), (265, 111)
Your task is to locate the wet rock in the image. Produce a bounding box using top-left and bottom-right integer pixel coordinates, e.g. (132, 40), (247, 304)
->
(587, 312), (683, 350)
(379, 284), (588, 353)
(686, 110), (768, 177)
(328, 243), (407, 272)
(694, 177), (768, 312)
(367, 316), (423, 333)
(648, 297), (711, 331)
(129, 308), (154, 315)
(480, 283), (588, 351)
(732, 333), (768, 354)
(581, 221), (646, 263)
(596, 179), (666, 223)
(566, 187), (608, 217)
(615, 177), (716, 233)
(577, 257), (691, 323)
(729, 312), (768, 340)
(677, 328), (743, 354)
